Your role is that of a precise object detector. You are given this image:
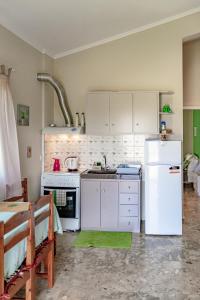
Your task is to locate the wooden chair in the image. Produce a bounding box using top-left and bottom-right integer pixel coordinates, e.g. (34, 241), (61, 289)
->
(34, 194), (55, 289)
(5, 178), (28, 202)
(0, 203), (35, 300)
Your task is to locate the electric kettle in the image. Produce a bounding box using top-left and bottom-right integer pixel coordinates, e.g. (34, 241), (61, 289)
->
(64, 156), (79, 171)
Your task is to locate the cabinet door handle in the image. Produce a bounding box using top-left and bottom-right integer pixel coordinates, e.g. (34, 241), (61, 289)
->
(102, 189), (106, 193)
(128, 186), (131, 189)
(105, 123), (109, 127)
(111, 123), (115, 126)
(136, 123), (139, 126)
(128, 197), (131, 200)
(128, 209), (131, 212)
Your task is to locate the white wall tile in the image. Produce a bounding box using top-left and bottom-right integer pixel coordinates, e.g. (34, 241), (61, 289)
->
(44, 134), (145, 172)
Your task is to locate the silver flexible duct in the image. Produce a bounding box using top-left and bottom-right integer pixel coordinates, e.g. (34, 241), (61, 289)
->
(37, 73), (73, 127)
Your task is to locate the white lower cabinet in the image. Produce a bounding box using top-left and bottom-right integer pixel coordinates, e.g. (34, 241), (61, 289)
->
(119, 181), (139, 193)
(81, 179), (141, 232)
(119, 217), (140, 232)
(81, 180), (101, 228)
(119, 180), (140, 233)
(101, 181), (118, 228)
(119, 193), (138, 205)
(119, 217), (139, 231)
(119, 205), (138, 217)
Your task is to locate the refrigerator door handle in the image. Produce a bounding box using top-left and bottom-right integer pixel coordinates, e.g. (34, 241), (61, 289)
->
(169, 166), (180, 170)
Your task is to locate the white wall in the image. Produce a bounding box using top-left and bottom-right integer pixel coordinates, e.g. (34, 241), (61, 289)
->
(183, 38), (200, 107)
(41, 55), (54, 127)
(0, 25), (54, 200)
(54, 12), (200, 137)
(1, 11), (200, 201)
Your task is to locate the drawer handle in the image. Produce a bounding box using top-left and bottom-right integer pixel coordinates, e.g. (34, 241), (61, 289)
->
(128, 197), (131, 200)
(128, 221), (131, 225)
(128, 186), (131, 189)
(128, 209), (131, 212)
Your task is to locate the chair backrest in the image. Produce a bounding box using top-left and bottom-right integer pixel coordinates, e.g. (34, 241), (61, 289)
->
(34, 194), (54, 241)
(4, 178), (28, 202)
(0, 202), (34, 296)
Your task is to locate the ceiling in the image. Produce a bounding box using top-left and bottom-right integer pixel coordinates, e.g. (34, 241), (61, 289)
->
(0, 0), (200, 58)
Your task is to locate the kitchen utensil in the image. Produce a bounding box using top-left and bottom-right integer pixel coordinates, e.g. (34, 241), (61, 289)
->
(80, 112), (85, 127)
(53, 158), (60, 171)
(162, 104), (172, 113)
(75, 112), (80, 127)
(161, 121), (166, 131)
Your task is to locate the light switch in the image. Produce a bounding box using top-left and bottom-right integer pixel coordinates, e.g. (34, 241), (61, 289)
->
(27, 146), (32, 158)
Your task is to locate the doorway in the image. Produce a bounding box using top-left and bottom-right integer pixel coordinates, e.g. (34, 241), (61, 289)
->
(183, 37), (200, 198)
(183, 109), (200, 158)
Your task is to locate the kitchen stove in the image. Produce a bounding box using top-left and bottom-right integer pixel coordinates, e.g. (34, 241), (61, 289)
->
(41, 171), (82, 231)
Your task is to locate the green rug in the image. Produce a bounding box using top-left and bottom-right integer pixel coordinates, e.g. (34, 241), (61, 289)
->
(73, 231), (132, 249)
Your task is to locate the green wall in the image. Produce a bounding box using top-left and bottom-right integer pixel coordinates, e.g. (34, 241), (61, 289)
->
(193, 110), (200, 158)
(183, 110), (193, 156)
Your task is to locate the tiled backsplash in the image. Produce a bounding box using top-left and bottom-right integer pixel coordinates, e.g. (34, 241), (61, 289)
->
(44, 134), (146, 172)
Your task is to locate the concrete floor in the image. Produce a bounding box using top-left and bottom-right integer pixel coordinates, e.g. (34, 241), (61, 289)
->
(37, 188), (200, 300)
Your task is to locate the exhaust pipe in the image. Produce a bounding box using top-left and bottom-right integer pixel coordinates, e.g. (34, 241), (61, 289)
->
(37, 73), (73, 127)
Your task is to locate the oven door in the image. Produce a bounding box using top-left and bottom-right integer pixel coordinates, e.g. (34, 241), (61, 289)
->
(43, 187), (79, 219)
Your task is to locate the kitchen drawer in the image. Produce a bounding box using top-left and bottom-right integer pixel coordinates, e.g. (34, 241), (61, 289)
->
(119, 193), (139, 205)
(119, 181), (139, 194)
(119, 217), (140, 232)
(119, 205), (138, 217)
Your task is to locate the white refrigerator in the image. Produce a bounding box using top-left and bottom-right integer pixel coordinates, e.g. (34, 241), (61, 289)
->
(145, 139), (182, 235)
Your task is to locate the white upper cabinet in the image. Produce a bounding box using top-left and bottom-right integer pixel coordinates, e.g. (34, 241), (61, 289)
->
(110, 93), (132, 134)
(86, 91), (159, 135)
(133, 91), (159, 134)
(86, 93), (110, 134)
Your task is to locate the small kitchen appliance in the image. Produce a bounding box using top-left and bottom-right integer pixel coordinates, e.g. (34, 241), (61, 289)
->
(65, 156), (79, 171)
(144, 139), (182, 235)
(53, 158), (60, 171)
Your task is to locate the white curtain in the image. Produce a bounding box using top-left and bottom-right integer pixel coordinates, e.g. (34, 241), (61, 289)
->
(0, 74), (22, 201)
